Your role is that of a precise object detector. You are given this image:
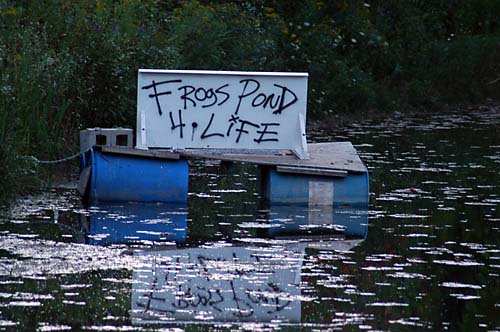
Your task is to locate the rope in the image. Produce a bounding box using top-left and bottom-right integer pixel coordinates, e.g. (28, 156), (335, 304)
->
(27, 150), (85, 164)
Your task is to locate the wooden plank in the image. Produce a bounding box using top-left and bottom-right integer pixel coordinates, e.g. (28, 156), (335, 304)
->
(303, 142), (366, 173)
(276, 165), (347, 177)
(181, 142), (367, 173)
(100, 146), (180, 160)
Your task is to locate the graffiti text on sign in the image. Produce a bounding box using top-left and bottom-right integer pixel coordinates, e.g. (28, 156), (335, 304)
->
(142, 80), (230, 112)
(234, 79), (298, 115)
(142, 79), (298, 114)
(167, 111), (280, 143)
(140, 78), (301, 145)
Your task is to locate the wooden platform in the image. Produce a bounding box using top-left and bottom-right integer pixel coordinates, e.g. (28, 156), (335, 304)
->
(99, 146), (180, 160)
(182, 142), (367, 176)
(97, 142), (366, 178)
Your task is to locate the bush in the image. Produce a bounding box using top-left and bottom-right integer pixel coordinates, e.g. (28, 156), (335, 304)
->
(423, 35), (500, 102)
(170, 1), (284, 71)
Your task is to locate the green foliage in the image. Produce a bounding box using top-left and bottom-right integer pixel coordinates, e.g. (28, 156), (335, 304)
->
(0, 9), (76, 201)
(0, 0), (499, 202)
(0, 0), (177, 202)
(170, 1), (284, 71)
(422, 35), (500, 102)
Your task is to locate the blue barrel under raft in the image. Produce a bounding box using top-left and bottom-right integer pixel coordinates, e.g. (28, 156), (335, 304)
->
(79, 148), (189, 203)
(261, 167), (369, 207)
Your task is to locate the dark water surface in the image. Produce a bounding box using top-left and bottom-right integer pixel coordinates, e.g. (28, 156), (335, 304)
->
(1, 108), (499, 331)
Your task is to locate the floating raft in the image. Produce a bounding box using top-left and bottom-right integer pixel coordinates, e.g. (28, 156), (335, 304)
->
(79, 70), (370, 206)
(184, 141), (369, 206)
(79, 142), (368, 206)
(182, 141), (366, 175)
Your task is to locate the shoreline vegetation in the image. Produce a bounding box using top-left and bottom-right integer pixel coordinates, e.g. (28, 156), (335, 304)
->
(1, 0), (499, 204)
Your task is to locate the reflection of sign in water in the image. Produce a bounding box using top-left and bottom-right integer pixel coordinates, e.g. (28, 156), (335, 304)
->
(132, 246), (303, 323)
(136, 70), (308, 158)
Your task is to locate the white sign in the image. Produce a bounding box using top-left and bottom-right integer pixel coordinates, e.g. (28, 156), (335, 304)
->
(136, 70), (309, 158)
(132, 246), (303, 323)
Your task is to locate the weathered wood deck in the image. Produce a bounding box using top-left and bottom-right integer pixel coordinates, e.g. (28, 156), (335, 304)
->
(100, 146), (180, 160)
(182, 142), (367, 175)
(98, 142), (366, 177)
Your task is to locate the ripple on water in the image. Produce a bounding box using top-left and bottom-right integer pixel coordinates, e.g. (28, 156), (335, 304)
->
(389, 214), (429, 219)
(440, 282), (482, 290)
(387, 272), (431, 280)
(0, 320), (19, 328)
(389, 317), (429, 328)
(448, 294), (482, 300)
(432, 259), (484, 267)
(0, 235), (132, 277)
(366, 302), (409, 307)
(37, 323), (73, 331)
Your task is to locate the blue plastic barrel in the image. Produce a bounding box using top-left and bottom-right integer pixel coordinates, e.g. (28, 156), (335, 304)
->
(264, 168), (369, 206)
(89, 149), (189, 203)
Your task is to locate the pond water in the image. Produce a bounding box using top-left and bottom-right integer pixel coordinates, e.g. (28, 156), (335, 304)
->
(0, 108), (499, 331)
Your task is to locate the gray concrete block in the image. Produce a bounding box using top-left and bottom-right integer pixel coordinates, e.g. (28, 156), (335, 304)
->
(80, 128), (133, 152)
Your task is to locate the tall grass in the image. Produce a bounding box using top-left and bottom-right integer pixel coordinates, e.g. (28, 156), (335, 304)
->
(0, 0), (174, 202)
